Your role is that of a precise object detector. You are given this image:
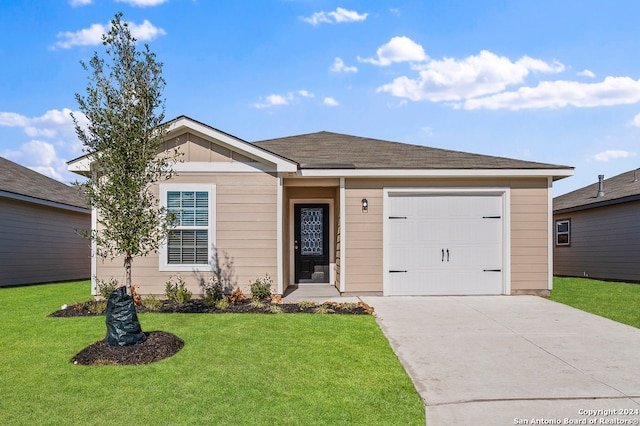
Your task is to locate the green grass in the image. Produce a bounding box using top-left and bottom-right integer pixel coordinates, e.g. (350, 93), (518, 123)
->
(551, 276), (640, 328)
(0, 281), (424, 425)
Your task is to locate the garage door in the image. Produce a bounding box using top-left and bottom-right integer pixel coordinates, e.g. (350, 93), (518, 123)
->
(387, 193), (504, 295)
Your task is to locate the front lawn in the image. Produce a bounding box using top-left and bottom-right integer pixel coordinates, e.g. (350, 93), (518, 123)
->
(551, 276), (640, 328)
(0, 281), (424, 425)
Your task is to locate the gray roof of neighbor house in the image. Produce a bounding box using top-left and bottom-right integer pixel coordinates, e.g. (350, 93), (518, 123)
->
(554, 169), (640, 213)
(0, 157), (88, 210)
(253, 131), (572, 171)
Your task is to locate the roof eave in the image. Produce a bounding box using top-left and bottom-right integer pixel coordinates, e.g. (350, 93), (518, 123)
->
(294, 168), (575, 179)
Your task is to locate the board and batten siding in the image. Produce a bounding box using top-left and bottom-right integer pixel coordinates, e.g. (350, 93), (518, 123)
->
(343, 177), (551, 294)
(554, 200), (640, 282)
(0, 197), (90, 286)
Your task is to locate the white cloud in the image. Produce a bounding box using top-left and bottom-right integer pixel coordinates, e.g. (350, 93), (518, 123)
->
(358, 36), (428, 66)
(253, 94), (291, 108)
(330, 57), (357, 73)
(298, 90), (315, 98)
(461, 77), (640, 110)
(323, 97), (340, 106)
(633, 113), (640, 127)
(69, 0), (92, 6)
(54, 19), (166, 49)
(377, 50), (564, 102)
(578, 69), (596, 78)
(115, 0), (168, 6)
(302, 7), (367, 25)
(593, 150), (637, 162)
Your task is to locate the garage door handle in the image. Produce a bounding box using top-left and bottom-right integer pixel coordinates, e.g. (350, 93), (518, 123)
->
(389, 270), (408, 273)
(441, 249), (444, 262)
(483, 269), (501, 272)
(447, 249), (449, 262)
(483, 216), (501, 219)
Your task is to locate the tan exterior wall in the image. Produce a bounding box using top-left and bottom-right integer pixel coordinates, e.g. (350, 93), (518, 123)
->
(0, 197), (90, 286)
(96, 132), (279, 296)
(343, 177), (551, 294)
(554, 201), (640, 282)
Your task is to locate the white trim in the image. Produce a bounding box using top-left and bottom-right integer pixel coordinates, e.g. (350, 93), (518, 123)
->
(167, 117), (297, 172)
(382, 187), (511, 296)
(91, 207), (97, 296)
(288, 198), (335, 287)
(67, 155), (94, 174)
(276, 174), (284, 295)
(159, 183), (217, 272)
(548, 177), (554, 291)
(0, 190), (90, 214)
(298, 168), (574, 178)
(339, 177), (346, 293)
(173, 162), (276, 173)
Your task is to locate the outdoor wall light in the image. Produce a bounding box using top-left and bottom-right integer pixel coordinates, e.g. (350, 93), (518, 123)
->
(361, 198), (368, 213)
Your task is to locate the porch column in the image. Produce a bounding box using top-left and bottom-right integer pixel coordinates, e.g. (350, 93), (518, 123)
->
(277, 173), (284, 295)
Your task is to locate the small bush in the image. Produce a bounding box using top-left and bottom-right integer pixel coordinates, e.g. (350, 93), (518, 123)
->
(95, 277), (119, 298)
(314, 304), (335, 315)
(141, 295), (163, 311)
(228, 288), (245, 305)
(215, 297), (229, 310)
(92, 300), (107, 314)
(250, 299), (265, 308)
(340, 302), (357, 310)
(165, 275), (192, 303)
(250, 274), (273, 300)
(201, 276), (223, 306)
(131, 285), (142, 306)
(269, 305), (283, 314)
(298, 300), (316, 310)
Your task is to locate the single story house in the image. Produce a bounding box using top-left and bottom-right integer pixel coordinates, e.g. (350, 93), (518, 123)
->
(68, 116), (573, 296)
(554, 170), (640, 282)
(0, 157), (91, 286)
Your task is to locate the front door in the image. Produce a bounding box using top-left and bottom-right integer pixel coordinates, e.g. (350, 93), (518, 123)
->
(294, 203), (329, 283)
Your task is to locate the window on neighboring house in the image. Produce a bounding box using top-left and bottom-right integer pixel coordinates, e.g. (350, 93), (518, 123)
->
(555, 219), (570, 246)
(160, 185), (215, 271)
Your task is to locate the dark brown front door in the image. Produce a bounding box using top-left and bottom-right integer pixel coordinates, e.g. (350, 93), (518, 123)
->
(294, 203), (329, 283)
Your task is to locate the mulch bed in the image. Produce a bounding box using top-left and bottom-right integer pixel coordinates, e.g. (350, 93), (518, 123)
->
(52, 299), (373, 366)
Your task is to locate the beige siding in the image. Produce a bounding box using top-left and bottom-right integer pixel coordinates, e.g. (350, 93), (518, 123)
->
(96, 171), (278, 296)
(343, 177), (551, 294)
(0, 197), (90, 286)
(554, 201), (640, 281)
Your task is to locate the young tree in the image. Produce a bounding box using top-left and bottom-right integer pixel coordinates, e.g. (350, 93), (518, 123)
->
(73, 12), (177, 291)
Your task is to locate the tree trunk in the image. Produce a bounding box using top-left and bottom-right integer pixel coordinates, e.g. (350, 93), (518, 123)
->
(124, 253), (133, 293)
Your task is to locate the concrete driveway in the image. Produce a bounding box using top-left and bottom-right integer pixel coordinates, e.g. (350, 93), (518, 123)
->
(361, 296), (640, 425)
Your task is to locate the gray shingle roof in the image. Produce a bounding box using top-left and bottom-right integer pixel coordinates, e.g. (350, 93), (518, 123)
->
(0, 157), (88, 209)
(554, 169), (640, 212)
(253, 131), (571, 170)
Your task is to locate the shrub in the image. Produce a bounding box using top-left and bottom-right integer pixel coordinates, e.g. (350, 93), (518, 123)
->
(250, 274), (273, 300)
(201, 276), (223, 306)
(298, 300), (316, 310)
(250, 299), (265, 309)
(215, 297), (229, 310)
(91, 300), (107, 314)
(314, 304), (335, 315)
(95, 277), (119, 298)
(165, 275), (192, 303)
(269, 305), (283, 314)
(228, 287), (245, 305)
(131, 285), (142, 306)
(141, 295), (163, 311)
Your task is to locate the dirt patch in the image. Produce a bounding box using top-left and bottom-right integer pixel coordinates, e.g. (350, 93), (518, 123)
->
(72, 331), (184, 366)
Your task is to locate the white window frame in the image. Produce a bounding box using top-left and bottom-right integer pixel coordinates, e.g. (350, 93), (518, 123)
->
(555, 219), (570, 246)
(159, 184), (216, 272)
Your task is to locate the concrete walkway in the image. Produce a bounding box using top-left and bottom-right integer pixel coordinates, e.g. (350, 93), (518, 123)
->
(361, 296), (640, 425)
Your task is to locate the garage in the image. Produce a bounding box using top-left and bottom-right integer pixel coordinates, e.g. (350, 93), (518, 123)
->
(385, 191), (506, 295)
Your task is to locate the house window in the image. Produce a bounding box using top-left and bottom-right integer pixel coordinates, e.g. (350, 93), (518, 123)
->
(555, 219), (570, 246)
(160, 185), (215, 271)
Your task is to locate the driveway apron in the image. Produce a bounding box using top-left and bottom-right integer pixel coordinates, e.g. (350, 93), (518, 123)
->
(361, 296), (640, 425)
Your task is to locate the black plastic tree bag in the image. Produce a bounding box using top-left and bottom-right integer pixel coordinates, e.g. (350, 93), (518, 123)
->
(105, 286), (146, 346)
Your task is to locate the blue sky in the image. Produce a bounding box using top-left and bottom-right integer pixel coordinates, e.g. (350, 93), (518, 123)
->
(2, 0), (640, 196)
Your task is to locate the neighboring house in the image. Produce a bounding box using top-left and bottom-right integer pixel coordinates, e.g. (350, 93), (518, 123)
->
(0, 157), (91, 287)
(68, 116), (573, 296)
(553, 170), (640, 282)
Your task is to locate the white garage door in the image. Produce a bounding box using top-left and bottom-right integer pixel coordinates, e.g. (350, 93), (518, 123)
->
(387, 193), (504, 295)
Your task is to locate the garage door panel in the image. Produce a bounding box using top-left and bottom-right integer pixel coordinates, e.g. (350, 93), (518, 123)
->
(387, 193), (504, 296)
